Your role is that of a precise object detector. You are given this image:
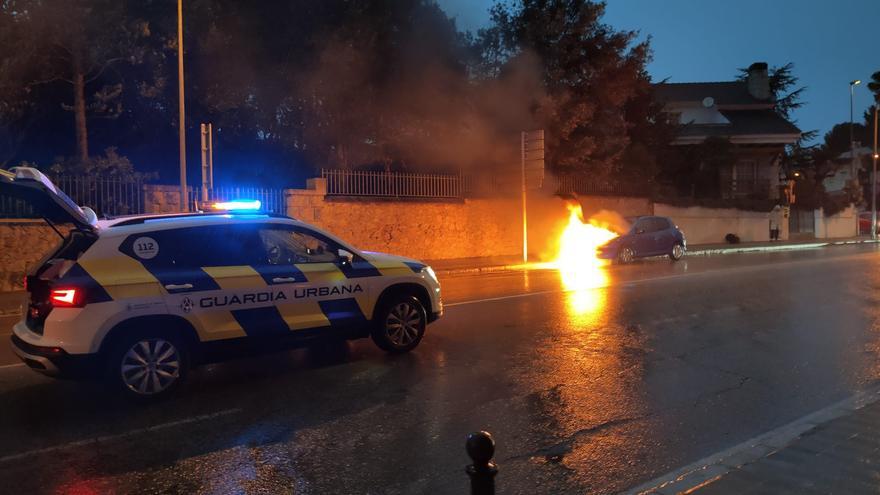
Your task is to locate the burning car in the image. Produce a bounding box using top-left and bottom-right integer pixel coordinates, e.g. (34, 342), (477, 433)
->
(596, 216), (686, 264)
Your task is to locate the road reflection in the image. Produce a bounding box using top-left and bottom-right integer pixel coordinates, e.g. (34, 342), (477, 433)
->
(558, 259), (611, 328)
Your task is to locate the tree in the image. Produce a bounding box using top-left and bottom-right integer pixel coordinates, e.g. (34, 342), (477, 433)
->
(867, 70), (880, 104)
(737, 62), (815, 142)
(476, 0), (653, 179)
(0, 0), (152, 164)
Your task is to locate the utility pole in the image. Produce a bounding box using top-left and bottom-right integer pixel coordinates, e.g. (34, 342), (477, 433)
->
(177, 0), (188, 212)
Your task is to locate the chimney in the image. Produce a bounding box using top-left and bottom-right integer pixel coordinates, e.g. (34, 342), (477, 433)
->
(747, 62), (770, 101)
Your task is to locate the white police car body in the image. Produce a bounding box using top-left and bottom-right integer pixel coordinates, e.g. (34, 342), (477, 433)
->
(3, 168), (442, 399)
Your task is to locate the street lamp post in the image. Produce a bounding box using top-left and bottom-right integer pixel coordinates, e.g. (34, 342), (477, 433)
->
(850, 80), (861, 184)
(872, 105), (878, 240)
(177, 0), (188, 212)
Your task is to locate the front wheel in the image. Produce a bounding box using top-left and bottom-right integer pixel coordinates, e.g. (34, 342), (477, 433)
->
(371, 295), (427, 353)
(106, 331), (189, 401)
(617, 247), (635, 264)
(669, 243), (685, 261)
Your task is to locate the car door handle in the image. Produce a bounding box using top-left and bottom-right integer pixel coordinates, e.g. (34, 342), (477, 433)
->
(164, 283), (193, 290)
(272, 277), (298, 283)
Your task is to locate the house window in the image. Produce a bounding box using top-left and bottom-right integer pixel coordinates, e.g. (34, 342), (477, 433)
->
(731, 159), (758, 195)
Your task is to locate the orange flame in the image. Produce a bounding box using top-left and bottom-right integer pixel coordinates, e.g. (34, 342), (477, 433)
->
(552, 203), (618, 317)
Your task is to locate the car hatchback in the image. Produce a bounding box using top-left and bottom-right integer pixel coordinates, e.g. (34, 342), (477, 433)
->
(597, 216), (686, 263)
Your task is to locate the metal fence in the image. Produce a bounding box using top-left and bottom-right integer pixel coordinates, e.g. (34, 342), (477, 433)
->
(192, 186), (287, 215)
(0, 175), (145, 219)
(54, 175), (145, 216)
(552, 175), (650, 197)
(322, 168), (464, 198)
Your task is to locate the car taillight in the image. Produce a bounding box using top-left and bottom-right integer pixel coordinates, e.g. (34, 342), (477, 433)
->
(50, 288), (84, 308)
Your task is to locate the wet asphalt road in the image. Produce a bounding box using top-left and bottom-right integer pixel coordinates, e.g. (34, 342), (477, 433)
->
(2, 245), (880, 494)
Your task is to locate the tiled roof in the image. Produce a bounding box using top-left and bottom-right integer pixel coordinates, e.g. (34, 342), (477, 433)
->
(653, 81), (770, 106)
(677, 110), (801, 138)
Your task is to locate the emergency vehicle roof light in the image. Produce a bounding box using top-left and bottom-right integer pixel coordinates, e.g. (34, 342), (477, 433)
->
(211, 199), (262, 211)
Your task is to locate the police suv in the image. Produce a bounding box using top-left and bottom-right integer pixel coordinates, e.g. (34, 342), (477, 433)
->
(4, 168), (442, 399)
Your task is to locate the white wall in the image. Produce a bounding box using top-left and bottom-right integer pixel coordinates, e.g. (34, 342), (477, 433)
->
(814, 205), (857, 239)
(653, 203), (775, 244)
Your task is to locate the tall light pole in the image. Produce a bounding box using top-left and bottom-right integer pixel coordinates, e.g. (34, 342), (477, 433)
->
(850, 80), (861, 183)
(177, 0), (188, 212)
(872, 104), (878, 240)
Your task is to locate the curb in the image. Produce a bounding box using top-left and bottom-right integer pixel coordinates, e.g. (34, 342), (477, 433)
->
(621, 383), (880, 495)
(433, 239), (880, 276)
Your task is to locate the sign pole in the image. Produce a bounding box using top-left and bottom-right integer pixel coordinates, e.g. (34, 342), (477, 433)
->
(521, 132), (528, 263)
(200, 123), (208, 205)
(208, 123), (214, 191)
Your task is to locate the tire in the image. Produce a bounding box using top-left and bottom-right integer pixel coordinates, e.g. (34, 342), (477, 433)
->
(669, 243), (685, 261)
(617, 246), (635, 264)
(106, 329), (189, 401)
(371, 295), (427, 353)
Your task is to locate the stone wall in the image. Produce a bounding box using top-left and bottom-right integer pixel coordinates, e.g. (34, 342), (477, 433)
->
(143, 184), (191, 214)
(0, 220), (68, 291)
(286, 179), (572, 260)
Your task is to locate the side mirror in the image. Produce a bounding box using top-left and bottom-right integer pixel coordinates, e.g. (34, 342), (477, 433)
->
(338, 249), (354, 265)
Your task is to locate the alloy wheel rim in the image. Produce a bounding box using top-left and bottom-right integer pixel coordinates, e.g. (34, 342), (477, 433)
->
(385, 302), (422, 347)
(673, 245), (683, 258)
(121, 339), (181, 395)
(621, 248), (633, 263)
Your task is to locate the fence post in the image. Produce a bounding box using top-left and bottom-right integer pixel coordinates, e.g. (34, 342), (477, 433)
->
(465, 431), (497, 495)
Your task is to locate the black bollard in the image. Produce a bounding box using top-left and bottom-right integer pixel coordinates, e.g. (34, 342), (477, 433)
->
(465, 431), (498, 495)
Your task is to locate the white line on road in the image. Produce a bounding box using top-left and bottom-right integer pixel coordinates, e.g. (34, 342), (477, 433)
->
(445, 250), (878, 309)
(0, 363), (24, 370)
(0, 407), (242, 464)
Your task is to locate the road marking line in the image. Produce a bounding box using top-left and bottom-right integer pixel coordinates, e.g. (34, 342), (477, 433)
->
(0, 363), (25, 370)
(445, 250), (879, 308)
(0, 407), (242, 463)
(621, 383), (880, 495)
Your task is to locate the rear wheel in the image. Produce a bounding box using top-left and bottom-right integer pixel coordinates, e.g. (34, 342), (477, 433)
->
(669, 243), (685, 261)
(371, 295), (427, 353)
(617, 247), (634, 264)
(106, 330), (189, 401)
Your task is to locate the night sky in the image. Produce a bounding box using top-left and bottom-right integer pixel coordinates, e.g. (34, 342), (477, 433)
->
(439, 0), (880, 144)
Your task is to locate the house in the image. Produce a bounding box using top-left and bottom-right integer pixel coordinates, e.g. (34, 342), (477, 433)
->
(823, 146), (872, 195)
(654, 62), (801, 200)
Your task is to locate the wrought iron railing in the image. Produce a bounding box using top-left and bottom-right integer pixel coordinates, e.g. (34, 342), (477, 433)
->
(54, 175), (145, 217)
(552, 174), (650, 196)
(0, 175), (145, 219)
(322, 169), (463, 198)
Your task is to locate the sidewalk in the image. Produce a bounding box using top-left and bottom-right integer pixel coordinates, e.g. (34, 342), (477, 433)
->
(429, 236), (880, 276)
(0, 291), (24, 316)
(629, 385), (880, 494)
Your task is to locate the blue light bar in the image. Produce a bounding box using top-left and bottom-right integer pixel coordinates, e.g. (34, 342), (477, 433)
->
(212, 199), (262, 211)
